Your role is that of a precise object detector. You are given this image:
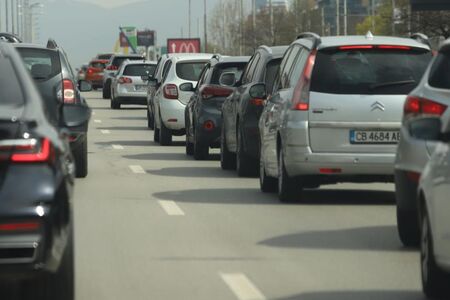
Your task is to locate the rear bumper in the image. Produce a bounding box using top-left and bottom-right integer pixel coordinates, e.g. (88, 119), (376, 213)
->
(160, 99), (186, 130)
(116, 97), (147, 105)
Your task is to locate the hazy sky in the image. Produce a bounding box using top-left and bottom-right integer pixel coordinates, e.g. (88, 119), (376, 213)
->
(40, 0), (224, 66)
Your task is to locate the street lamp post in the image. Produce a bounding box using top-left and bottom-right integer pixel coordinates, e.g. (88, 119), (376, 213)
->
(204, 0), (208, 52)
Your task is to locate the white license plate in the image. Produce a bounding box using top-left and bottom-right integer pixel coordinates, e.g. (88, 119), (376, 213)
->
(350, 130), (400, 144)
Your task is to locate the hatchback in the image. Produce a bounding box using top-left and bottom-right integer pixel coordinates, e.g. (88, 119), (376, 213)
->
(85, 59), (107, 89)
(258, 32), (432, 201)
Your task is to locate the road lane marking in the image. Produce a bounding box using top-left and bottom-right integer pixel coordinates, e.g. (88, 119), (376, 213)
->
(158, 200), (185, 216)
(94, 119), (102, 123)
(129, 165), (146, 174)
(220, 273), (266, 300)
(112, 144), (124, 150)
(92, 111), (96, 116)
(101, 130), (110, 134)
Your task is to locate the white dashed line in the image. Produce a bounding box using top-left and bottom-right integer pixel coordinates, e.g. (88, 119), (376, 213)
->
(129, 165), (146, 174)
(112, 144), (124, 150)
(94, 119), (102, 123)
(220, 273), (266, 300)
(101, 130), (110, 134)
(158, 200), (185, 216)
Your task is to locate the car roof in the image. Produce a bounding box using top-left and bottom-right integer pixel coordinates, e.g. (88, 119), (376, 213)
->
(122, 60), (157, 66)
(111, 54), (144, 58)
(298, 35), (430, 51)
(216, 56), (250, 64)
(170, 53), (214, 62)
(13, 43), (59, 52)
(259, 45), (289, 57)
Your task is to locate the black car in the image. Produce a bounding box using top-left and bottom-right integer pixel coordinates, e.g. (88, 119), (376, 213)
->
(221, 46), (287, 176)
(14, 40), (91, 178)
(185, 55), (250, 160)
(0, 41), (90, 300)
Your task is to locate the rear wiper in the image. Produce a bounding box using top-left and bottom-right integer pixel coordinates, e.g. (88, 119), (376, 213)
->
(370, 80), (416, 90)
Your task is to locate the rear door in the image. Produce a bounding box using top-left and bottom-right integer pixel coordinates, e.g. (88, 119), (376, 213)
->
(123, 64), (156, 92)
(175, 60), (208, 105)
(15, 47), (62, 126)
(308, 47), (431, 153)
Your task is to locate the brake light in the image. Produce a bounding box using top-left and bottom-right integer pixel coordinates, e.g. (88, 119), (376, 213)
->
(339, 45), (412, 51)
(292, 50), (317, 111)
(0, 138), (53, 163)
(404, 96), (447, 117)
(106, 65), (118, 71)
(0, 222), (40, 232)
(319, 168), (342, 174)
(63, 79), (75, 104)
(339, 45), (374, 50)
(377, 45), (411, 50)
(118, 77), (133, 84)
(250, 98), (265, 106)
(406, 171), (421, 183)
(203, 120), (215, 130)
(87, 68), (94, 74)
(200, 85), (233, 100)
(163, 84), (179, 99)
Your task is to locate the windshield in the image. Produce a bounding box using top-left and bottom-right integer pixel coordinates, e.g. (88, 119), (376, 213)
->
(310, 49), (432, 95)
(176, 61), (207, 81)
(123, 64), (156, 76)
(89, 62), (106, 69)
(211, 62), (247, 84)
(0, 57), (24, 106)
(15, 48), (61, 81)
(112, 57), (143, 67)
(429, 51), (450, 89)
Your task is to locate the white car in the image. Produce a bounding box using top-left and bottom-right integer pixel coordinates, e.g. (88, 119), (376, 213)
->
(110, 60), (157, 109)
(417, 113), (450, 299)
(152, 54), (213, 145)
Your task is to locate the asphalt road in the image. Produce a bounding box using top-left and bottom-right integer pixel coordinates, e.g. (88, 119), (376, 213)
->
(75, 91), (426, 300)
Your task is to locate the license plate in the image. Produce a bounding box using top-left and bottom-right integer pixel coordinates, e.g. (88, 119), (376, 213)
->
(350, 130), (400, 144)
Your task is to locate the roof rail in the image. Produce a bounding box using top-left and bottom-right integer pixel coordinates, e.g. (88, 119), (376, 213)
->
(410, 33), (431, 48)
(296, 32), (321, 48)
(47, 39), (58, 49)
(211, 54), (222, 61)
(259, 45), (273, 54)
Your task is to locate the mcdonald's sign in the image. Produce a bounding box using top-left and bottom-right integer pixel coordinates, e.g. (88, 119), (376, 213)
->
(167, 38), (201, 54)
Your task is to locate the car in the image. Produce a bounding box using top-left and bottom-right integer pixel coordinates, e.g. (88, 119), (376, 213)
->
(102, 53), (145, 99)
(14, 39), (92, 178)
(0, 32), (22, 43)
(0, 41), (90, 300)
(85, 59), (108, 89)
(185, 55), (250, 160)
(152, 53), (213, 145)
(221, 46), (288, 176)
(258, 32), (432, 201)
(395, 36), (450, 247)
(77, 63), (88, 83)
(110, 60), (157, 109)
(408, 114), (450, 298)
(96, 53), (114, 61)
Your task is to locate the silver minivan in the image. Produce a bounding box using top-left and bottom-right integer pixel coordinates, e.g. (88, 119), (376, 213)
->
(258, 33), (432, 202)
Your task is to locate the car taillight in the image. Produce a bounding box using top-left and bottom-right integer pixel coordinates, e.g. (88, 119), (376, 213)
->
(250, 98), (265, 106)
(200, 85), (233, 100)
(291, 50), (317, 111)
(404, 95), (447, 117)
(0, 138), (54, 163)
(106, 65), (118, 71)
(0, 222), (41, 232)
(163, 84), (179, 100)
(87, 68), (94, 74)
(338, 45), (412, 51)
(63, 79), (75, 104)
(118, 77), (133, 84)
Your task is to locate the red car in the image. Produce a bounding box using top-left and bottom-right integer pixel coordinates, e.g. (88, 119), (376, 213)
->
(85, 59), (108, 89)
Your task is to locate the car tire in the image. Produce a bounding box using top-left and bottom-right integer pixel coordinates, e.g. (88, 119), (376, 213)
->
(102, 81), (111, 99)
(159, 118), (172, 146)
(220, 125), (236, 170)
(73, 138), (88, 178)
(185, 121), (194, 156)
(421, 207), (450, 299)
(147, 109), (154, 129)
(259, 155), (277, 193)
(193, 128), (209, 160)
(278, 149), (302, 202)
(236, 128), (258, 177)
(153, 116), (160, 143)
(397, 207), (420, 247)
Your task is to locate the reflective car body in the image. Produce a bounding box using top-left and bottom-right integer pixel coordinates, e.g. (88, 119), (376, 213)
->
(85, 59), (108, 89)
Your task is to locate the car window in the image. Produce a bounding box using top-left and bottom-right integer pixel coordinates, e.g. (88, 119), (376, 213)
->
(0, 57), (24, 106)
(16, 48), (62, 81)
(273, 47), (293, 92)
(112, 57), (143, 67)
(211, 62), (248, 85)
(196, 64), (211, 89)
(241, 54), (257, 85)
(280, 46), (301, 89)
(245, 53), (261, 84)
(264, 58), (282, 94)
(90, 62), (106, 69)
(123, 64), (157, 77)
(161, 60), (172, 83)
(287, 48), (309, 88)
(429, 52), (450, 89)
(310, 48), (432, 95)
(176, 61), (207, 81)
(97, 54), (112, 60)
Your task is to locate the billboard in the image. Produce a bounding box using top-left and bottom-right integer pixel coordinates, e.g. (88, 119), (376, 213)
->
(167, 38), (201, 53)
(411, 0), (450, 11)
(119, 26), (138, 50)
(137, 31), (156, 47)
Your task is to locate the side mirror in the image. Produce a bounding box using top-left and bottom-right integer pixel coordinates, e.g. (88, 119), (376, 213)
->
(219, 72), (236, 87)
(409, 117), (442, 141)
(63, 104), (91, 128)
(180, 82), (194, 92)
(249, 83), (267, 100)
(78, 80), (92, 92)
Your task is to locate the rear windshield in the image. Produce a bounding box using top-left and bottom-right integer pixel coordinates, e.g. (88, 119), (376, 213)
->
(310, 49), (431, 95)
(112, 57), (143, 67)
(429, 52), (450, 89)
(89, 62), (105, 69)
(265, 58), (282, 94)
(97, 54), (112, 60)
(176, 61), (207, 81)
(123, 64), (156, 77)
(211, 62), (247, 84)
(0, 58), (24, 106)
(16, 48), (61, 81)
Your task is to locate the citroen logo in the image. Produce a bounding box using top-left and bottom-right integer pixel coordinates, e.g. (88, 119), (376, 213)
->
(371, 101), (385, 112)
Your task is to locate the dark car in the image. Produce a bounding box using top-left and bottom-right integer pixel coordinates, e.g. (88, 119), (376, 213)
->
(102, 53), (145, 99)
(221, 46), (288, 176)
(0, 41), (90, 300)
(185, 55), (250, 160)
(14, 40), (91, 178)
